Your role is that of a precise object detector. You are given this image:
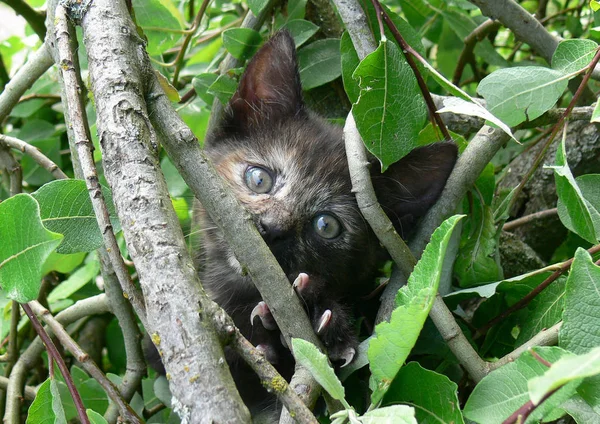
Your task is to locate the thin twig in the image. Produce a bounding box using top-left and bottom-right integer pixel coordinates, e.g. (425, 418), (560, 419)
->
(503, 208), (558, 231)
(0, 145), (22, 195)
(477, 244), (600, 338)
(453, 19), (501, 85)
(172, 0), (212, 86)
(21, 303), (90, 424)
(29, 301), (144, 424)
(0, 134), (68, 180)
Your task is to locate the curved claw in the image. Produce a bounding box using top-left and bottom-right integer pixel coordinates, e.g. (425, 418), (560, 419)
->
(316, 309), (332, 334)
(292, 272), (310, 292)
(250, 301), (277, 330)
(340, 347), (356, 368)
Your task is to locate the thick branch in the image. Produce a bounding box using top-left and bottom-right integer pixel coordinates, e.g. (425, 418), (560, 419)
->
(77, 0), (251, 421)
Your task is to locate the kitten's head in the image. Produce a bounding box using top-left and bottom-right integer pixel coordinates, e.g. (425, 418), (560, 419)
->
(205, 31), (457, 293)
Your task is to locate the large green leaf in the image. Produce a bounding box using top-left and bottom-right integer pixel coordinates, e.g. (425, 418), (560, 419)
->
(222, 28), (263, 61)
(560, 248), (600, 354)
(529, 346), (600, 404)
(383, 362), (465, 424)
(556, 174), (600, 245)
(0, 194), (63, 303)
(548, 141), (600, 244)
(192, 73), (217, 106)
(132, 0), (184, 56)
(207, 74), (238, 104)
(368, 215), (463, 404)
(552, 39), (598, 75)
(26, 378), (67, 424)
(477, 67), (569, 127)
(291, 338), (346, 404)
(464, 347), (579, 424)
(352, 39), (426, 171)
(297, 39), (342, 90)
(32, 180), (120, 254)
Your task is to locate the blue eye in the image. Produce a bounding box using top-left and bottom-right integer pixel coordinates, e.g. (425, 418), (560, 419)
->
(244, 166), (273, 194)
(312, 213), (342, 239)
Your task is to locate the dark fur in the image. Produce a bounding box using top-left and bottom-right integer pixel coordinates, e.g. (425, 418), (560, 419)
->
(195, 31), (457, 413)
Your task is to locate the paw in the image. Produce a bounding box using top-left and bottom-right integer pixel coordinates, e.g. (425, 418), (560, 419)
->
(312, 307), (358, 368)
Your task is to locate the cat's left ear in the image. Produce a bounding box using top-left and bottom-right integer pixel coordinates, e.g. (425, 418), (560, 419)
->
(371, 142), (457, 237)
(222, 31), (303, 135)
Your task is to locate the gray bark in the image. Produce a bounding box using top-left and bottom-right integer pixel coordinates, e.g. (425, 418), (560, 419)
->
(78, 0), (250, 422)
(500, 121), (600, 260)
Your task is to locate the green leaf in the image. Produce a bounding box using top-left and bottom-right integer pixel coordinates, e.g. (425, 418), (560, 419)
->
(368, 215), (463, 404)
(41, 252), (86, 275)
(560, 248), (600, 354)
(0, 194), (63, 303)
(132, 0), (184, 56)
(286, 0), (307, 21)
(247, 0), (269, 16)
(557, 174), (600, 242)
(340, 31), (361, 104)
(281, 20), (318, 48)
(207, 74), (238, 104)
(291, 338), (346, 403)
(47, 260), (100, 304)
(87, 410), (109, 424)
(436, 97), (515, 141)
(529, 346), (600, 405)
(477, 67), (569, 127)
(382, 362), (465, 424)
(548, 140), (600, 244)
(592, 0), (600, 12)
(515, 277), (565, 346)
(592, 100), (600, 123)
(352, 39), (426, 171)
(297, 39), (342, 90)
(455, 204), (503, 287)
(222, 28), (263, 61)
(360, 405), (417, 424)
(560, 395), (600, 424)
(26, 378), (67, 424)
(552, 39), (598, 75)
(464, 347), (579, 424)
(32, 180), (120, 254)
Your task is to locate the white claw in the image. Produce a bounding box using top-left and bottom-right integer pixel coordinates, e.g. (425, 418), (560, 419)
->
(340, 347), (356, 368)
(316, 309), (332, 334)
(250, 301), (278, 330)
(292, 272), (309, 292)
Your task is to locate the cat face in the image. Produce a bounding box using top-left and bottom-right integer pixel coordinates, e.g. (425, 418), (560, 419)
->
(203, 30), (457, 297)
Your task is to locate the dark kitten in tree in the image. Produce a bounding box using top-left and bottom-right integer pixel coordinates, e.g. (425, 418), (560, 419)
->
(196, 31), (457, 411)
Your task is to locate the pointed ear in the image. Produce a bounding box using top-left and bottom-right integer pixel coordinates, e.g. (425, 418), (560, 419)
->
(371, 142), (458, 237)
(222, 31), (303, 135)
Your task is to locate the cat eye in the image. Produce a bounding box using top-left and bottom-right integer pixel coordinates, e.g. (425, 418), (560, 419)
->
(244, 166), (273, 194)
(312, 213), (342, 239)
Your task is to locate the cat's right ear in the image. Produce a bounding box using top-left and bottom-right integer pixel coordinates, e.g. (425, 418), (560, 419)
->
(220, 31), (304, 136)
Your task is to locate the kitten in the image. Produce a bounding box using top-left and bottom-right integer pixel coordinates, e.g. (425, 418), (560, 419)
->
(197, 30), (457, 411)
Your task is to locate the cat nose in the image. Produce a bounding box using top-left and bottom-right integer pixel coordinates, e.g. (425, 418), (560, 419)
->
(259, 218), (290, 244)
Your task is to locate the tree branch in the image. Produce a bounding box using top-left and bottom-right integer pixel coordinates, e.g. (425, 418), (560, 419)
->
(76, 0), (252, 420)
(28, 301), (143, 423)
(0, 134), (68, 180)
(5, 295), (110, 422)
(1, 0), (47, 40)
